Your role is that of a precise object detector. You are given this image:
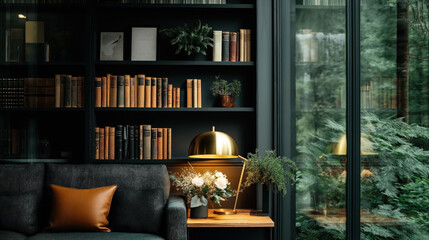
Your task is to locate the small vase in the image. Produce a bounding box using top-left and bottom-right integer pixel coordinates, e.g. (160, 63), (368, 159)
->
(220, 95), (235, 108)
(190, 205), (208, 218)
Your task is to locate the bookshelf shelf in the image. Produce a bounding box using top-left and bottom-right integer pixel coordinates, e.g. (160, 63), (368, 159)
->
(95, 61), (255, 67)
(94, 107), (255, 112)
(96, 3), (255, 9)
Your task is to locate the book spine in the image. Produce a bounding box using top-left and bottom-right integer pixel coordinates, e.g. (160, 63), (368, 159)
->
(129, 126), (135, 160)
(55, 74), (61, 107)
(95, 127), (100, 160)
(99, 128), (105, 160)
(130, 77), (135, 108)
(78, 77), (84, 108)
(134, 75), (138, 108)
(71, 77), (78, 108)
(230, 32), (237, 62)
(240, 29), (245, 62)
(151, 128), (157, 159)
(156, 77), (162, 108)
(197, 79), (202, 108)
(193, 79), (197, 108)
(176, 87), (180, 108)
(139, 125), (144, 160)
(138, 74), (145, 108)
(117, 75), (125, 108)
(60, 75), (65, 107)
(145, 77), (151, 108)
(222, 31), (230, 62)
(167, 128), (172, 159)
(110, 75), (117, 107)
(246, 29), (251, 61)
(95, 77), (102, 107)
(106, 74), (111, 107)
(186, 79), (192, 108)
(143, 125), (151, 160)
(213, 30), (222, 62)
(115, 125), (123, 160)
(109, 127), (115, 160)
(157, 128), (162, 160)
(123, 125), (128, 160)
(161, 78), (168, 108)
(101, 77), (107, 107)
(172, 87), (176, 108)
(163, 128), (167, 159)
(168, 84), (173, 108)
(151, 77), (157, 108)
(64, 75), (72, 108)
(105, 126), (110, 160)
(124, 75), (130, 108)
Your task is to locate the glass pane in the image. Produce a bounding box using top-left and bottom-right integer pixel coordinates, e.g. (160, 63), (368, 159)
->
(294, 1), (347, 239)
(360, 0), (429, 239)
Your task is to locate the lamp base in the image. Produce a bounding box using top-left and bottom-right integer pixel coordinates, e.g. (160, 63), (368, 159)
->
(213, 209), (237, 215)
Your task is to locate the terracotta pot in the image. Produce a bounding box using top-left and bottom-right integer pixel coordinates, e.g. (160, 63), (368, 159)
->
(190, 205), (208, 218)
(220, 95), (235, 108)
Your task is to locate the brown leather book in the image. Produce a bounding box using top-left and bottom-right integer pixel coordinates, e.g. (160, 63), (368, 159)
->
(240, 29), (245, 62)
(151, 77), (156, 108)
(124, 75), (130, 108)
(162, 78), (168, 108)
(151, 128), (157, 160)
(172, 87), (176, 108)
(71, 77), (78, 108)
(186, 79), (192, 108)
(110, 75), (117, 108)
(193, 79), (197, 108)
(168, 84), (173, 108)
(176, 88), (180, 108)
(157, 128), (163, 160)
(157, 78), (162, 108)
(137, 74), (145, 108)
(104, 126), (110, 160)
(78, 77), (84, 108)
(130, 77), (135, 108)
(95, 77), (102, 107)
(55, 74), (61, 108)
(230, 32), (237, 62)
(236, 32), (240, 63)
(139, 125), (143, 160)
(100, 128), (105, 160)
(101, 77), (107, 107)
(95, 127), (100, 160)
(197, 79), (202, 108)
(167, 128), (172, 159)
(143, 125), (151, 160)
(145, 77), (151, 108)
(163, 128), (167, 159)
(106, 74), (111, 107)
(109, 127), (115, 160)
(246, 29), (251, 61)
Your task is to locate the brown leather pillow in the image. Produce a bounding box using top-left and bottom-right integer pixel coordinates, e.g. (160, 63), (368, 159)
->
(48, 184), (117, 232)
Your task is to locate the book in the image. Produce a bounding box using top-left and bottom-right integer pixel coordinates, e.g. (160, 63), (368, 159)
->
(230, 32), (237, 62)
(151, 128), (157, 159)
(157, 128), (163, 160)
(130, 77), (135, 108)
(167, 128), (172, 159)
(246, 29), (251, 61)
(78, 77), (84, 108)
(64, 75), (72, 108)
(143, 125), (151, 160)
(100, 128), (105, 160)
(60, 75), (65, 107)
(145, 77), (151, 108)
(193, 79), (197, 108)
(131, 27), (157, 61)
(110, 75), (117, 107)
(213, 30), (222, 62)
(172, 87), (176, 108)
(115, 125), (123, 160)
(95, 77), (102, 107)
(129, 126), (135, 160)
(240, 29), (245, 62)
(139, 125), (144, 160)
(197, 79), (202, 108)
(101, 76), (107, 107)
(105, 126), (110, 160)
(134, 75), (138, 108)
(138, 74), (145, 108)
(71, 77), (78, 108)
(157, 78), (162, 108)
(117, 75), (125, 108)
(162, 78), (168, 108)
(95, 127), (100, 160)
(222, 31), (230, 62)
(151, 77), (156, 108)
(106, 74), (111, 107)
(123, 125), (128, 160)
(176, 88), (180, 108)
(163, 128), (167, 159)
(168, 84), (173, 108)
(100, 32), (124, 61)
(124, 75), (130, 108)
(55, 74), (61, 107)
(187, 79), (192, 108)
(109, 127), (115, 160)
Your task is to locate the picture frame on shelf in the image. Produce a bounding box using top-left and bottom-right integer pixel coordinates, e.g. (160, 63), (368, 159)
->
(131, 27), (157, 61)
(100, 32), (124, 61)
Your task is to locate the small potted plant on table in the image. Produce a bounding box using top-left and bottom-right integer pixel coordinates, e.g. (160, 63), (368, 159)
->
(210, 75), (242, 107)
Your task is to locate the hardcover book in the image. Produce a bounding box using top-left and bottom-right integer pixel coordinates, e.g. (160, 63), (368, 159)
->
(151, 77), (157, 108)
(143, 125), (151, 160)
(145, 77), (151, 108)
(222, 31), (230, 62)
(105, 126), (110, 160)
(157, 78), (162, 108)
(95, 77), (102, 107)
(162, 78), (168, 108)
(138, 75), (145, 108)
(213, 30), (222, 62)
(115, 125), (123, 160)
(151, 128), (157, 159)
(117, 75), (125, 108)
(124, 75), (130, 108)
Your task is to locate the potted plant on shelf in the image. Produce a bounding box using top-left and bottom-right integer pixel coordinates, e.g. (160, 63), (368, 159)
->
(171, 167), (234, 218)
(161, 20), (213, 60)
(210, 75), (242, 107)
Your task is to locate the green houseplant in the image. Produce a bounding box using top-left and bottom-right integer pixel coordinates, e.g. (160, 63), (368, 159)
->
(161, 20), (213, 59)
(210, 75), (242, 107)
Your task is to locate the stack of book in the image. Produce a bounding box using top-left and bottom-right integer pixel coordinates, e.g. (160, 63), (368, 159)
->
(186, 79), (202, 108)
(95, 75), (181, 108)
(95, 125), (172, 160)
(0, 78), (24, 108)
(302, 0), (346, 6)
(55, 75), (85, 108)
(99, 0), (226, 4)
(213, 29), (251, 62)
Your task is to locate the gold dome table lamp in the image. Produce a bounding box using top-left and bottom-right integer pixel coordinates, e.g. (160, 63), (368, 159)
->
(188, 126), (246, 215)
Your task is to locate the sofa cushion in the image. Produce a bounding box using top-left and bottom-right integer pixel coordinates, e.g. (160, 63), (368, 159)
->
(0, 164), (44, 235)
(0, 230), (28, 240)
(28, 232), (165, 240)
(45, 164), (170, 235)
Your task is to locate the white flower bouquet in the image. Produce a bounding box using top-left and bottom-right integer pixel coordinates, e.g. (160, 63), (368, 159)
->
(171, 168), (234, 208)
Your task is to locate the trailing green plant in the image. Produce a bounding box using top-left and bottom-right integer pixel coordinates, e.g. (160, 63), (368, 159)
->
(244, 150), (296, 196)
(161, 20), (213, 56)
(210, 75), (242, 96)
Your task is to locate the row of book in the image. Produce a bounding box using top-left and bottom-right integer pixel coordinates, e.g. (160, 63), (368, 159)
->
(186, 79), (202, 108)
(95, 125), (172, 160)
(94, 75), (182, 108)
(0, 78), (23, 108)
(213, 29), (251, 62)
(296, 30), (345, 63)
(55, 75), (85, 108)
(301, 0), (346, 6)
(100, 0), (226, 4)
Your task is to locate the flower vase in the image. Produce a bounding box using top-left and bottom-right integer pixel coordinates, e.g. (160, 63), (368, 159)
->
(190, 205), (208, 218)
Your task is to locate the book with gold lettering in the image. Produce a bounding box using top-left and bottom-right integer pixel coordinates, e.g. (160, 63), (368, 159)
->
(145, 77), (151, 108)
(124, 75), (130, 108)
(138, 74), (145, 108)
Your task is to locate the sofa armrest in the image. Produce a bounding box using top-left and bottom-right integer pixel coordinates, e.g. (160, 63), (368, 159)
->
(165, 195), (187, 240)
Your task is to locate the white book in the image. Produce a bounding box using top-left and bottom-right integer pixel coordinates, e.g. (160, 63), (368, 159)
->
(213, 30), (222, 62)
(131, 27), (157, 61)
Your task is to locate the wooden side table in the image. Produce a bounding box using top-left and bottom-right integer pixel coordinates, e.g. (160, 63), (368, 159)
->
(187, 209), (274, 240)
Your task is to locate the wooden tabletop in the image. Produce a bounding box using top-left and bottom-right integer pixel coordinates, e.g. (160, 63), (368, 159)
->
(187, 209), (274, 228)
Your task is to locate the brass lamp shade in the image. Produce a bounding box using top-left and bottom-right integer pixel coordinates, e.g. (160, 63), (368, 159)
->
(188, 126), (238, 158)
(330, 134), (376, 156)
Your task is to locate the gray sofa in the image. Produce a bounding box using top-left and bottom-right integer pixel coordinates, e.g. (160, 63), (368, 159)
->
(0, 164), (187, 240)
